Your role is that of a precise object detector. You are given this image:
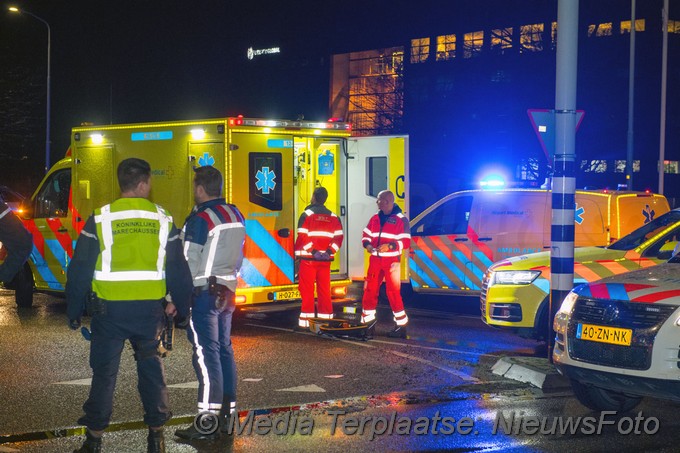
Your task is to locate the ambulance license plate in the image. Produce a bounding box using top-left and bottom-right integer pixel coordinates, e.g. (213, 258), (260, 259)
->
(274, 290), (301, 301)
(576, 323), (632, 346)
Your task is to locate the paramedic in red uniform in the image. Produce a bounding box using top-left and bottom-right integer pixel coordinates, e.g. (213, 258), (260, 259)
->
(294, 187), (344, 330)
(361, 190), (411, 338)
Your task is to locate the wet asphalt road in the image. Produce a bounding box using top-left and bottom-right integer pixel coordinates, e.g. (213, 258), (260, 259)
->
(1, 289), (678, 452)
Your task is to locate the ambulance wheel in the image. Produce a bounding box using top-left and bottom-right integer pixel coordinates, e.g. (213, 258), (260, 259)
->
(570, 379), (642, 412)
(13, 266), (34, 308)
(532, 300), (551, 341)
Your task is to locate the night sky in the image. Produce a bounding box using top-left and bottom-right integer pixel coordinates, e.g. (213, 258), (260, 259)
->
(1, 0), (434, 192)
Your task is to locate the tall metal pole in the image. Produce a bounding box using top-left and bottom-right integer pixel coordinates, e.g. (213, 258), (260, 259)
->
(550, 0), (578, 359)
(659, 0), (669, 194)
(626, 0), (636, 189)
(9, 8), (51, 173)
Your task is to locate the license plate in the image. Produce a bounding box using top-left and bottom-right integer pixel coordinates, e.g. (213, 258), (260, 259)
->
(273, 290), (301, 301)
(576, 323), (632, 346)
(343, 306), (357, 314)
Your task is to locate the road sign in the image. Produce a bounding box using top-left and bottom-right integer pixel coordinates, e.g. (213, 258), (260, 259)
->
(528, 109), (584, 161)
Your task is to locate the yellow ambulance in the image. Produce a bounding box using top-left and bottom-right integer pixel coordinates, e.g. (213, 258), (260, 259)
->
(5, 118), (408, 308)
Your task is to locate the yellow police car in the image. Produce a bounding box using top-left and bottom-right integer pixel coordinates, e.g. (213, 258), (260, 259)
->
(553, 254), (680, 411)
(482, 209), (680, 339)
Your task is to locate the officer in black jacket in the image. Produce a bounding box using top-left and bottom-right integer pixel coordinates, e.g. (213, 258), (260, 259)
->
(0, 200), (32, 284)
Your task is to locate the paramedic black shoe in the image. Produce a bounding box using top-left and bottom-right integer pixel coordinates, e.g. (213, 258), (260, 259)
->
(73, 431), (102, 453)
(175, 423), (220, 441)
(364, 320), (376, 339)
(387, 325), (407, 338)
(147, 428), (165, 453)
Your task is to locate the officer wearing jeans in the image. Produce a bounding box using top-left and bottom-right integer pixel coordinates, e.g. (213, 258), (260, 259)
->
(175, 165), (245, 441)
(66, 158), (193, 453)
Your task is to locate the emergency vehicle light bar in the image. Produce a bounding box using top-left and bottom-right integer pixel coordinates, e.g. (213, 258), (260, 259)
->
(228, 117), (351, 131)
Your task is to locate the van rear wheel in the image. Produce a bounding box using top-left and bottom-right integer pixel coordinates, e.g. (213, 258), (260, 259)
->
(12, 266), (34, 308)
(570, 379), (642, 412)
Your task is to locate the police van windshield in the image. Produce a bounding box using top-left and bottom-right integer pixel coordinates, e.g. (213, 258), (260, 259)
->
(608, 210), (680, 251)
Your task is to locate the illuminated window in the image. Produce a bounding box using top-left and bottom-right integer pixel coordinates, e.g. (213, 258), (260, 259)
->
(463, 31), (484, 58)
(664, 161), (680, 174)
(491, 28), (513, 53)
(410, 38), (430, 63)
(614, 160), (641, 173)
(581, 160), (607, 173)
(620, 19), (646, 33)
(436, 34), (456, 61)
(346, 48), (404, 136)
(520, 23), (544, 52)
(551, 21), (558, 48)
(517, 158), (541, 181)
(669, 20), (680, 34)
(588, 22), (613, 37)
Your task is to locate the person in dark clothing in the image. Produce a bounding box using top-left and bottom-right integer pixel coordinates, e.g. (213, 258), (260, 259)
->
(0, 200), (32, 283)
(66, 158), (193, 453)
(175, 165), (245, 441)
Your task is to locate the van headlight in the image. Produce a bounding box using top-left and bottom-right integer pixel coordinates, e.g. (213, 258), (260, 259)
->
(557, 290), (579, 316)
(490, 270), (540, 286)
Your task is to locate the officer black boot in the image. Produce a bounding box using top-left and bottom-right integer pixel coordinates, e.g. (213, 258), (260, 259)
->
(175, 413), (220, 441)
(387, 325), (407, 338)
(219, 400), (236, 435)
(73, 430), (102, 453)
(147, 427), (165, 453)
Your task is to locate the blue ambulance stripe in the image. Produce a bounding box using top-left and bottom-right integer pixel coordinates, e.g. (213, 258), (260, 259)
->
(408, 256), (438, 289)
(245, 220), (294, 283)
(29, 244), (64, 290)
(473, 251), (494, 269)
(239, 258), (271, 287)
(445, 251), (479, 290)
(429, 251), (457, 288)
(605, 283), (630, 301)
(44, 239), (68, 270)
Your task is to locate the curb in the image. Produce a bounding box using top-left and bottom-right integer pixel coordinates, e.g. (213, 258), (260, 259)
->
(0, 390), (447, 445)
(491, 356), (571, 391)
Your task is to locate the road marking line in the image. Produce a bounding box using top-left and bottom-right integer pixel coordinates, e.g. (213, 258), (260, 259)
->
(387, 350), (478, 382)
(167, 381), (198, 389)
(324, 375), (344, 379)
(248, 323), (479, 382)
(243, 378), (263, 382)
(370, 338), (500, 357)
(275, 384), (326, 392)
(52, 378), (92, 386)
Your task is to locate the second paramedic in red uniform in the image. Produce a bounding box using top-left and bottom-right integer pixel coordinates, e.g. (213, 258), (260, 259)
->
(361, 190), (411, 338)
(294, 187), (344, 330)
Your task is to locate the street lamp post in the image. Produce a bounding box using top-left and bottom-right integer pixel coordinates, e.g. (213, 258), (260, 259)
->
(9, 6), (51, 174)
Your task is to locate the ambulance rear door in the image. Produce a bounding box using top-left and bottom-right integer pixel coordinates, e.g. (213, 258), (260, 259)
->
(346, 136), (408, 281)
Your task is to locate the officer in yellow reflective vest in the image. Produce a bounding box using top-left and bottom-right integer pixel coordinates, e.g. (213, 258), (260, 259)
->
(66, 158), (193, 453)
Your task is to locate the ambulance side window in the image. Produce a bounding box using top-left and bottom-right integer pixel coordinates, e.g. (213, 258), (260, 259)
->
(34, 169), (71, 218)
(412, 196), (472, 236)
(367, 157), (387, 197)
